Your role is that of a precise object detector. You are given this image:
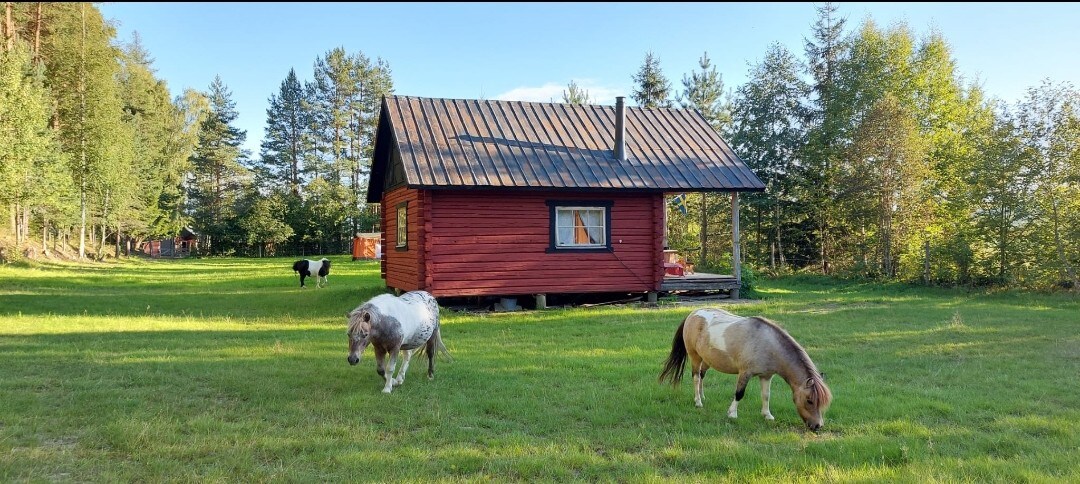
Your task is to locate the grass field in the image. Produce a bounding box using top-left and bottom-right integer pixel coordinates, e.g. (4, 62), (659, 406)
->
(1, 256), (1077, 482)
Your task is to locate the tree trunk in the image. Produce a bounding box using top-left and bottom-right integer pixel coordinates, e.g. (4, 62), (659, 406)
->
(923, 240), (930, 285)
(78, 192), (86, 259)
(1050, 197), (1078, 288)
(3, 2), (14, 52)
(999, 202), (1008, 282)
(98, 224), (106, 260)
(33, 3), (41, 59)
(21, 204), (29, 245)
(773, 198), (783, 270)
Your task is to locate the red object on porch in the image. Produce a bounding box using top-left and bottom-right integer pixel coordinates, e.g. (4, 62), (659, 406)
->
(664, 263), (685, 277)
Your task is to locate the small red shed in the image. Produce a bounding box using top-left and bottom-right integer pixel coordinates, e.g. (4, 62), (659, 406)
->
(366, 95), (764, 302)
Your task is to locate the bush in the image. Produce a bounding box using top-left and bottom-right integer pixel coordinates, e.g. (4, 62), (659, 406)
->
(739, 264), (760, 299)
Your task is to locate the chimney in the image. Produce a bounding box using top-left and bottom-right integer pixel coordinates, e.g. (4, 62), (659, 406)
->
(614, 96), (626, 161)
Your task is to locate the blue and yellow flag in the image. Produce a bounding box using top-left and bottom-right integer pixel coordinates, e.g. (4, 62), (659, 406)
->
(670, 193), (688, 215)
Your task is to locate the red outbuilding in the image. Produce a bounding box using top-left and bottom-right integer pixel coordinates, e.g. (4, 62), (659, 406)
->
(366, 95), (765, 304)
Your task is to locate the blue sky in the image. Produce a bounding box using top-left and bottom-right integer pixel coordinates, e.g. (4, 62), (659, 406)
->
(98, 2), (1080, 155)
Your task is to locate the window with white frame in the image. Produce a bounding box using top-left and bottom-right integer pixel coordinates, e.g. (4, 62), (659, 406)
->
(395, 202), (407, 249)
(546, 200), (613, 251)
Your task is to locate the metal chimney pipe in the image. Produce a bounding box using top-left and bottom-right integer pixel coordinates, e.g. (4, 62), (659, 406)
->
(614, 96), (626, 161)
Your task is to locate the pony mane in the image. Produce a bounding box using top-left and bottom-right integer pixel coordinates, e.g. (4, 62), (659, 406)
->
(347, 304), (370, 335)
(752, 316), (832, 407)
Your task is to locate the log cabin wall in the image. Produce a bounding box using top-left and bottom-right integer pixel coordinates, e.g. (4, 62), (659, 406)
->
(422, 189), (662, 297)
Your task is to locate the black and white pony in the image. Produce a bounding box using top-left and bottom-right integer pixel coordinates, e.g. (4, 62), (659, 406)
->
(347, 290), (451, 394)
(292, 258), (331, 288)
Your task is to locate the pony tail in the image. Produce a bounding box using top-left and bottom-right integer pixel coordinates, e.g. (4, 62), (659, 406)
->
(658, 321), (688, 386)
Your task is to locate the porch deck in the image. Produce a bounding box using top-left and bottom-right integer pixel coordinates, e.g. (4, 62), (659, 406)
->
(660, 272), (740, 292)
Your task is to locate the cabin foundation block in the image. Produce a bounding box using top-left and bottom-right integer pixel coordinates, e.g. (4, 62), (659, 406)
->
(535, 294), (547, 310)
(646, 292), (658, 303)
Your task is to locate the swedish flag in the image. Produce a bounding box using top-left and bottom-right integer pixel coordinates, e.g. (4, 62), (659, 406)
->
(670, 193), (688, 215)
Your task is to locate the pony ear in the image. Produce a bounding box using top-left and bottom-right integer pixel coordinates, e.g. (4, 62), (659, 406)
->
(820, 372), (827, 382)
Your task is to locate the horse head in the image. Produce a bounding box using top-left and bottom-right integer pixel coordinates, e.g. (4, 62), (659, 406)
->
(793, 374), (832, 431)
(346, 303), (376, 365)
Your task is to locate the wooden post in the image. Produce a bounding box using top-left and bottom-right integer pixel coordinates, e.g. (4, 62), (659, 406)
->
(731, 192), (741, 300)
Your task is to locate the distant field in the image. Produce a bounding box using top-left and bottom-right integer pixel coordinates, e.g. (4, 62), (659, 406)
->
(1, 257), (1077, 482)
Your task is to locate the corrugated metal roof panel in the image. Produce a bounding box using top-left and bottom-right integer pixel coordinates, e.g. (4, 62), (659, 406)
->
(374, 95), (766, 195)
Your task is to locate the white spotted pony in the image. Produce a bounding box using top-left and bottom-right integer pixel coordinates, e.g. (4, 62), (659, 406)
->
(346, 290), (451, 393)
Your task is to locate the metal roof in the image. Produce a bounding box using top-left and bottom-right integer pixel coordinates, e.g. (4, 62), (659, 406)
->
(367, 95), (765, 202)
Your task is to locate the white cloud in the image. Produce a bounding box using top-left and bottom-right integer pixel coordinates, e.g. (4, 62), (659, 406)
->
(495, 79), (626, 105)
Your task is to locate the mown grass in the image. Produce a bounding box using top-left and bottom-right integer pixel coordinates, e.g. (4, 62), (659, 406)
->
(1, 257), (1077, 482)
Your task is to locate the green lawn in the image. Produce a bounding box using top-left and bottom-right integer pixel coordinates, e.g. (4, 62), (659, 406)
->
(1, 257), (1077, 482)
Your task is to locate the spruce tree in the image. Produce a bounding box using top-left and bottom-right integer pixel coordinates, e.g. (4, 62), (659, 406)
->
(802, 2), (848, 274)
(730, 43), (810, 271)
(631, 51), (672, 109)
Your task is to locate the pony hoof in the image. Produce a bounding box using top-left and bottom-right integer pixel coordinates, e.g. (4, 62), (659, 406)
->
(382, 388), (393, 394)
(727, 412), (738, 419)
(764, 414), (775, 421)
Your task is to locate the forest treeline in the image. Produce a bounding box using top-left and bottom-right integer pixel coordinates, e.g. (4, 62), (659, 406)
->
(1, 3), (1077, 288)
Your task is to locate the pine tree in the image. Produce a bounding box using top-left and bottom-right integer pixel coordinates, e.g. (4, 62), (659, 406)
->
(677, 51), (732, 268)
(631, 51), (672, 109)
(187, 76), (251, 255)
(562, 80), (591, 105)
(258, 68), (309, 195)
(678, 52), (730, 130)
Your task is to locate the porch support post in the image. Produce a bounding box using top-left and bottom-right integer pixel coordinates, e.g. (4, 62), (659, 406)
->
(731, 192), (741, 300)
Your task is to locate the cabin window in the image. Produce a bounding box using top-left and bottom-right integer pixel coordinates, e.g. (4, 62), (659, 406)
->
(395, 202), (408, 249)
(546, 200), (613, 252)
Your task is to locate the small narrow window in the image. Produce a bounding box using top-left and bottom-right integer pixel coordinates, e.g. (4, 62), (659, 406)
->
(395, 202), (408, 249)
(546, 200), (613, 252)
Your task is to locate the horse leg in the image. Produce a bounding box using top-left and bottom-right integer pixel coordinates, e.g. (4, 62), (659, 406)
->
(374, 347), (386, 377)
(759, 375), (775, 420)
(382, 349), (399, 393)
(689, 355), (707, 408)
(426, 330), (438, 379)
(728, 372), (752, 419)
(299, 272), (306, 288)
(393, 349), (415, 386)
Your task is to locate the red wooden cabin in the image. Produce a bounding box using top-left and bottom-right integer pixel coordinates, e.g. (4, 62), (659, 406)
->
(366, 95), (764, 303)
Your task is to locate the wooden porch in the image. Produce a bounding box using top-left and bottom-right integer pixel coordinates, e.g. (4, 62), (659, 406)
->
(661, 272), (740, 293)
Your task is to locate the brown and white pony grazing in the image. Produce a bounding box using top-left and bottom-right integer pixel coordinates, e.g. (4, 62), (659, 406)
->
(346, 290), (451, 393)
(659, 308), (832, 431)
